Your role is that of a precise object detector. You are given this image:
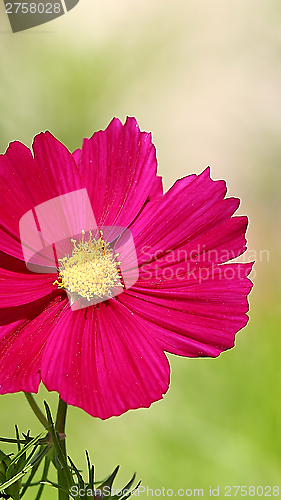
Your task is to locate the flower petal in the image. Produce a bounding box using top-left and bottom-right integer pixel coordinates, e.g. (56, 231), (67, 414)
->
(79, 117), (159, 227)
(72, 148), (82, 165)
(118, 263), (253, 357)
(0, 268), (57, 307)
(0, 133), (82, 260)
(0, 250), (31, 274)
(136, 216), (248, 288)
(0, 295), (66, 394)
(148, 176), (163, 201)
(41, 298), (170, 419)
(32, 131), (82, 195)
(132, 167), (243, 265)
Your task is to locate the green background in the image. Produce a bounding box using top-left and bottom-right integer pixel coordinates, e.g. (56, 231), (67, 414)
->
(0, 0), (280, 498)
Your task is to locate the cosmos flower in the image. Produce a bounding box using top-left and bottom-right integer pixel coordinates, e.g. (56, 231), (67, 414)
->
(0, 118), (253, 419)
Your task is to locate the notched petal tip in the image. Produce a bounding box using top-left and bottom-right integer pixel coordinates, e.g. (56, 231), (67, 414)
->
(32, 130), (68, 152)
(125, 115), (139, 126)
(72, 148), (82, 165)
(1, 139), (32, 161)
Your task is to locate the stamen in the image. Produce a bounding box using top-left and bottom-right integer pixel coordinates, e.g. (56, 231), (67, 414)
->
(53, 230), (123, 302)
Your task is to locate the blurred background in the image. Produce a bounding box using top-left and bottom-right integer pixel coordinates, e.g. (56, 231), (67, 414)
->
(0, 0), (281, 497)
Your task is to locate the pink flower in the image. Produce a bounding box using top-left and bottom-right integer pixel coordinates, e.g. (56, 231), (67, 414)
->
(0, 118), (253, 419)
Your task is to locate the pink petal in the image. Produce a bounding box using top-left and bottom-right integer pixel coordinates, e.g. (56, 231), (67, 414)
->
(0, 250), (32, 274)
(0, 144), (35, 260)
(118, 263), (253, 357)
(136, 217), (248, 288)
(72, 148), (82, 165)
(79, 117), (159, 227)
(41, 298), (170, 419)
(0, 133), (82, 260)
(0, 268), (57, 307)
(132, 167), (243, 264)
(32, 132), (82, 195)
(0, 295), (66, 394)
(148, 176), (163, 201)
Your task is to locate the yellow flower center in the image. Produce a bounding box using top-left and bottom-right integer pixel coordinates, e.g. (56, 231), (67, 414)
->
(54, 230), (122, 302)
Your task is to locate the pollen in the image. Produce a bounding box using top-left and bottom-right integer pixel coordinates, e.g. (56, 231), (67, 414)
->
(54, 230), (123, 301)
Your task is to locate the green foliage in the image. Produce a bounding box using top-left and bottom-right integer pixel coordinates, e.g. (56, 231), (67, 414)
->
(0, 404), (140, 500)
(0, 431), (46, 500)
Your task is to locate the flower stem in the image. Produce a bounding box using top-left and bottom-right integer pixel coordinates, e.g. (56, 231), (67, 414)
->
(55, 398), (69, 500)
(55, 398), (68, 435)
(24, 393), (49, 431)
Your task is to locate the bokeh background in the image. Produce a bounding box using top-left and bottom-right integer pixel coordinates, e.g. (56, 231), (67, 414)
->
(0, 0), (281, 498)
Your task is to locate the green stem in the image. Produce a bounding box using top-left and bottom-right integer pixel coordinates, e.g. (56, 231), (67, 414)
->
(55, 398), (68, 435)
(24, 393), (49, 431)
(55, 398), (69, 500)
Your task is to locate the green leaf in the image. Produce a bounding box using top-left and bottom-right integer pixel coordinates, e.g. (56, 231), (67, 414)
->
(32, 455), (51, 500)
(7, 431), (45, 472)
(120, 480), (142, 500)
(111, 473), (138, 500)
(41, 480), (76, 498)
(0, 464), (32, 491)
(68, 456), (84, 489)
(13, 453), (27, 477)
(99, 466), (119, 496)
(20, 454), (42, 498)
(15, 426), (21, 453)
(85, 450), (94, 490)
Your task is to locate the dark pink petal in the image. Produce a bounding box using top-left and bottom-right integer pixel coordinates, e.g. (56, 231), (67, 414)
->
(41, 299), (170, 419)
(0, 250), (31, 274)
(72, 148), (82, 165)
(0, 295), (66, 394)
(0, 268), (56, 307)
(0, 133), (82, 260)
(0, 145), (35, 260)
(118, 263), (253, 357)
(149, 176), (163, 201)
(131, 168), (242, 265)
(79, 117), (159, 227)
(136, 217), (248, 288)
(32, 132), (82, 195)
